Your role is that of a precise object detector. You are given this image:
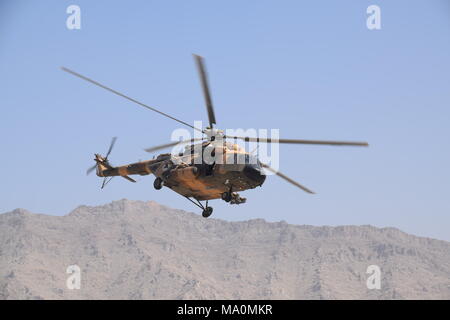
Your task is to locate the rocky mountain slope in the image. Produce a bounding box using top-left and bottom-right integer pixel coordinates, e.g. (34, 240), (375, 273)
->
(1, 199), (449, 299)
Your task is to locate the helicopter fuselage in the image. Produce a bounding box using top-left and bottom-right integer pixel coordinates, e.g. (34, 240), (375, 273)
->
(98, 143), (266, 201)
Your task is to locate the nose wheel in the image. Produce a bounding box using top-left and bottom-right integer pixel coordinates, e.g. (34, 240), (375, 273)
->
(221, 191), (232, 202)
(222, 191), (246, 204)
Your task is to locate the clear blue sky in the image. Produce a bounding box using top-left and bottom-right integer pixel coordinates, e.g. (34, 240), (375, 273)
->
(1, 1), (449, 241)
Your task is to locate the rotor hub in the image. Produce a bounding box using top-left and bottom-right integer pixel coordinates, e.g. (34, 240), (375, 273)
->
(204, 128), (224, 141)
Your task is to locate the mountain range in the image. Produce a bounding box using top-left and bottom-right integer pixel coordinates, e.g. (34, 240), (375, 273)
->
(1, 199), (449, 299)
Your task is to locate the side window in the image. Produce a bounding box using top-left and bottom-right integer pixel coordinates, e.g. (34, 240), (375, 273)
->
(244, 154), (257, 165)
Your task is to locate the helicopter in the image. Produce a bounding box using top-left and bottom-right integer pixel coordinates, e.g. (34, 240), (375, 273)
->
(61, 54), (368, 218)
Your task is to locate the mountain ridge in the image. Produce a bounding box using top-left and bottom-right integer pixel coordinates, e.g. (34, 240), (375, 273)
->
(1, 199), (449, 299)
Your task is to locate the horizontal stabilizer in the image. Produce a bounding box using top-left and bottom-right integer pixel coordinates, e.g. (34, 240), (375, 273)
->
(121, 175), (136, 183)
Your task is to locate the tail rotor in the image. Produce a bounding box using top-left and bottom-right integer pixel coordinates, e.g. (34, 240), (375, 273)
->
(86, 137), (117, 188)
(86, 137), (136, 188)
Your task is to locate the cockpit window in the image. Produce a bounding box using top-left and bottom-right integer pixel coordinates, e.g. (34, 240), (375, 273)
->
(231, 153), (258, 165)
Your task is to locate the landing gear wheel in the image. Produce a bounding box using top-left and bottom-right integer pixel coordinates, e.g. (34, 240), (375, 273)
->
(153, 177), (163, 190)
(221, 192), (232, 202)
(202, 206), (213, 218)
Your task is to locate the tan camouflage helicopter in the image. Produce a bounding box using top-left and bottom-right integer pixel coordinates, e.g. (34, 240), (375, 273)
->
(61, 55), (368, 218)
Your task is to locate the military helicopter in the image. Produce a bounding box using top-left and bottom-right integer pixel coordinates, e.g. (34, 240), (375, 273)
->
(61, 55), (368, 218)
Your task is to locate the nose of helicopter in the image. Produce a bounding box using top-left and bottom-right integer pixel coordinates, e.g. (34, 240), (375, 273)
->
(243, 164), (266, 186)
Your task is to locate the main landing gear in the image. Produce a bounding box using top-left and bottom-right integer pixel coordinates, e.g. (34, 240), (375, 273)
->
(154, 177), (213, 218)
(202, 206), (213, 218)
(153, 177), (163, 190)
(184, 197), (214, 218)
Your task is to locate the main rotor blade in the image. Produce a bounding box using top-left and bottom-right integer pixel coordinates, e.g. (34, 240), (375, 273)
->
(144, 138), (204, 153)
(61, 67), (201, 133)
(105, 136), (117, 159)
(227, 136), (369, 147)
(260, 163), (315, 194)
(86, 164), (97, 175)
(193, 54), (216, 128)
